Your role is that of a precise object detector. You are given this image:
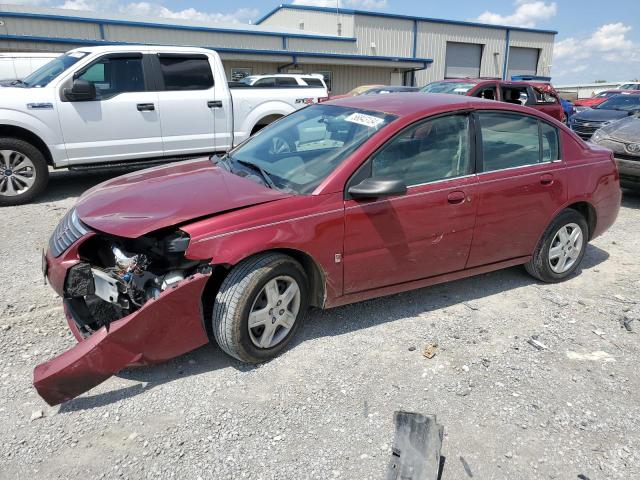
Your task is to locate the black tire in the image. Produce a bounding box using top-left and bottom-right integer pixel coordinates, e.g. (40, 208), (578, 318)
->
(525, 208), (589, 283)
(212, 253), (308, 363)
(0, 138), (49, 206)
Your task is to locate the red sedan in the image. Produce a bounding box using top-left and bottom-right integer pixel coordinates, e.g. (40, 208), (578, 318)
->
(36, 94), (621, 405)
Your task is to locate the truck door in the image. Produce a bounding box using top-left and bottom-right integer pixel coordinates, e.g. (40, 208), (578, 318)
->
(152, 53), (218, 157)
(56, 52), (162, 165)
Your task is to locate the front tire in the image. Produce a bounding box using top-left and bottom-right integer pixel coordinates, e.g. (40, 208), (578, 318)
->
(212, 253), (308, 363)
(0, 138), (49, 206)
(525, 209), (588, 283)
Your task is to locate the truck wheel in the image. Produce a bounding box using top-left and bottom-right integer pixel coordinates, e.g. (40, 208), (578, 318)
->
(525, 209), (588, 283)
(212, 253), (308, 363)
(0, 138), (49, 206)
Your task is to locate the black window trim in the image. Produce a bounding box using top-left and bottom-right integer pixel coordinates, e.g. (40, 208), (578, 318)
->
(152, 53), (214, 91)
(345, 110), (476, 200)
(60, 51), (151, 102)
(474, 109), (563, 175)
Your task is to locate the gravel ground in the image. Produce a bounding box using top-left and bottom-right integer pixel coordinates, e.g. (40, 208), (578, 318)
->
(1, 169), (639, 480)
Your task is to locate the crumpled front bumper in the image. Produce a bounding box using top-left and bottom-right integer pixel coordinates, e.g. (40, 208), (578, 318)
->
(35, 244), (211, 406)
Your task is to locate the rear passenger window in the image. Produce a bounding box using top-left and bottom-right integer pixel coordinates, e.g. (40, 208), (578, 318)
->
(158, 55), (213, 90)
(276, 77), (298, 87)
(254, 78), (276, 87)
(479, 112), (559, 171)
(371, 114), (471, 186)
(304, 77), (324, 87)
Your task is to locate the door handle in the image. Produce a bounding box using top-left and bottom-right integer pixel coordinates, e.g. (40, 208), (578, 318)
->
(207, 100), (223, 108)
(540, 173), (554, 185)
(447, 191), (466, 204)
(136, 103), (155, 111)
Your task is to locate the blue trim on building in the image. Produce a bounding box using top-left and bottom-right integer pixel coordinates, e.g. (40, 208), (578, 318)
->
(255, 4), (558, 35)
(502, 28), (510, 81)
(0, 33), (432, 66)
(0, 10), (357, 42)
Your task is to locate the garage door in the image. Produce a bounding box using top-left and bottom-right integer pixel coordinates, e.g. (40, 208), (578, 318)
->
(508, 47), (539, 78)
(445, 42), (482, 78)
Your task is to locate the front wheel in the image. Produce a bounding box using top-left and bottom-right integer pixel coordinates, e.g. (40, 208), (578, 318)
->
(212, 253), (308, 363)
(525, 209), (588, 283)
(0, 138), (49, 206)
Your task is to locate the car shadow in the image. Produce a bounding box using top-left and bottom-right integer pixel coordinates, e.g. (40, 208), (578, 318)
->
(622, 188), (640, 209)
(57, 243), (610, 412)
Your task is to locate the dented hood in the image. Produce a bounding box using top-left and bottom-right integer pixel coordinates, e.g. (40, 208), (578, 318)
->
(76, 158), (291, 238)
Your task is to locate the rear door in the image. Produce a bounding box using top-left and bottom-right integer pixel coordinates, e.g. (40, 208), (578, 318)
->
(343, 113), (478, 293)
(466, 110), (567, 268)
(152, 53), (217, 156)
(527, 86), (564, 122)
(56, 52), (162, 165)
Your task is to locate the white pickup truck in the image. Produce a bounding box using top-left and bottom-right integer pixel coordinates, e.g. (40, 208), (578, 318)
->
(0, 45), (328, 205)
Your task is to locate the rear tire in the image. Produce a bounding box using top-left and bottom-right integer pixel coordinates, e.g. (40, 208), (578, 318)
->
(525, 209), (588, 283)
(0, 138), (49, 206)
(212, 253), (308, 363)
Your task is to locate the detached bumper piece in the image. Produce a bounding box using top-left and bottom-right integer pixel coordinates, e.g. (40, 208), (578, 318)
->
(34, 273), (211, 406)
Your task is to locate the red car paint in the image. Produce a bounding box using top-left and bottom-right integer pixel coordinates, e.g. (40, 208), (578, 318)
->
(423, 78), (566, 122)
(573, 89), (640, 109)
(36, 93), (621, 405)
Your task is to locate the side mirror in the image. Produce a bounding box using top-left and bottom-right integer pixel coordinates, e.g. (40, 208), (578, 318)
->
(348, 177), (407, 199)
(64, 79), (96, 101)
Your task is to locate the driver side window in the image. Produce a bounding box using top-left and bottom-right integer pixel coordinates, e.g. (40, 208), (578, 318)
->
(77, 56), (145, 99)
(371, 114), (471, 187)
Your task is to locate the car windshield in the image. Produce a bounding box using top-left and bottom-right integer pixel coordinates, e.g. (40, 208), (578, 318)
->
(420, 81), (475, 95)
(225, 104), (396, 194)
(21, 52), (89, 87)
(595, 95), (640, 111)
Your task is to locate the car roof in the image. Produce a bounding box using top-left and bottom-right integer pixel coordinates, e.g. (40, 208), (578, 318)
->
(326, 92), (532, 118)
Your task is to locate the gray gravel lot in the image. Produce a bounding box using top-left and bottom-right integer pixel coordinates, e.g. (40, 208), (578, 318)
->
(1, 169), (639, 480)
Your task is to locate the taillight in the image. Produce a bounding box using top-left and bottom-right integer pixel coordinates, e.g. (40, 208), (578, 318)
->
(317, 97), (329, 103)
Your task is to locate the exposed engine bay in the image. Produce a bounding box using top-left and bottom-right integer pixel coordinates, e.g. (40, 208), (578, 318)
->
(65, 229), (210, 335)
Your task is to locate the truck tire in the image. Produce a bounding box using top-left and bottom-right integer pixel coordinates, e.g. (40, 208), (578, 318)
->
(212, 253), (308, 363)
(0, 138), (49, 206)
(525, 209), (588, 283)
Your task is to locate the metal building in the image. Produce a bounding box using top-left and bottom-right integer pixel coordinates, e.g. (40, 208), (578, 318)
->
(0, 3), (556, 94)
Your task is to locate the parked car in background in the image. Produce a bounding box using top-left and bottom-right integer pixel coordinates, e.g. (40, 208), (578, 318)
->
(360, 85), (420, 95)
(573, 90), (639, 113)
(35, 93), (620, 405)
(569, 94), (640, 139)
(232, 73), (329, 93)
(618, 82), (640, 91)
(591, 114), (640, 189)
(330, 84), (385, 100)
(0, 45), (329, 206)
(0, 52), (60, 86)
(420, 78), (565, 122)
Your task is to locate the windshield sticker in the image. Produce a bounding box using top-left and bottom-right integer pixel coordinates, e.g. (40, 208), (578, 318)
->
(345, 112), (384, 128)
(453, 87), (471, 93)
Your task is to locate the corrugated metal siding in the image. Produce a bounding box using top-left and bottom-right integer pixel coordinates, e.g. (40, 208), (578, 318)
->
(509, 30), (554, 77)
(259, 8), (354, 37)
(353, 14), (413, 57)
(286, 37), (356, 55)
(1, 16), (101, 40)
(415, 21), (506, 85)
(0, 39), (73, 52)
(105, 25), (282, 50)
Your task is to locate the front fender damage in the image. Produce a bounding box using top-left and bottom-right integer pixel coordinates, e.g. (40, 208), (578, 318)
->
(34, 273), (211, 406)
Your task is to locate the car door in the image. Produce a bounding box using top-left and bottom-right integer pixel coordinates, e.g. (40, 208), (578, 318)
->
(466, 110), (567, 268)
(56, 52), (162, 165)
(152, 53), (218, 156)
(343, 113), (479, 294)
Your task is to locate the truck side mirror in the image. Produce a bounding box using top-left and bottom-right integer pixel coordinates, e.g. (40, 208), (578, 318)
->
(64, 79), (96, 101)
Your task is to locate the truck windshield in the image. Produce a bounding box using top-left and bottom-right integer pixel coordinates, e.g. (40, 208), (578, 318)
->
(225, 104), (396, 194)
(21, 52), (89, 88)
(420, 81), (476, 95)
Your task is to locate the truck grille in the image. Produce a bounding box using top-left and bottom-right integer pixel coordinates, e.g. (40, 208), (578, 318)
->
(570, 119), (605, 139)
(48, 208), (90, 258)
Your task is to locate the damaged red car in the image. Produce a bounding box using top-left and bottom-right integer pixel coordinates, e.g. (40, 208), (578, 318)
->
(36, 93), (621, 405)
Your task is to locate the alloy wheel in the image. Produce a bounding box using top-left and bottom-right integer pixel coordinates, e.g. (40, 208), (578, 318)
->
(0, 150), (36, 197)
(248, 275), (301, 349)
(548, 223), (583, 274)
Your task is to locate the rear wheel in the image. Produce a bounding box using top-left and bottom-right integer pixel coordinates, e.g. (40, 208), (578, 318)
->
(525, 209), (588, 283)
(0, 138), (49, 206)
(212, 253), (308, 363)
